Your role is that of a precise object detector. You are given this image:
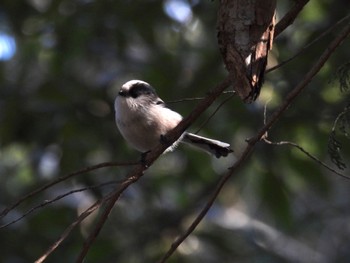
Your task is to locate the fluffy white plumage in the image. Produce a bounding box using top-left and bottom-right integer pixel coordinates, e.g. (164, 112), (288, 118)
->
(114, 80), (232, 158)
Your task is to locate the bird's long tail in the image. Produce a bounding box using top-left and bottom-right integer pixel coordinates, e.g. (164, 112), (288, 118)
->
(181, 132), (233, 158)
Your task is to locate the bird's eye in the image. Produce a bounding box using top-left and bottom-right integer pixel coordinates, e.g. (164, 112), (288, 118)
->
(118, 90), (128, 97)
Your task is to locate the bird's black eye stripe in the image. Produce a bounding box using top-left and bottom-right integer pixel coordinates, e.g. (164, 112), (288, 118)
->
(129, 83), (157, 98)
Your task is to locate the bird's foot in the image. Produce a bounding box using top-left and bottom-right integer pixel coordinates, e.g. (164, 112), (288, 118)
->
(160, 134), (169, 145)
(140, 151), (150, 167)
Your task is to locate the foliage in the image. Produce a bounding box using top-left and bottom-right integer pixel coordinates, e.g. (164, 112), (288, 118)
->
(328, 62), (350, 169)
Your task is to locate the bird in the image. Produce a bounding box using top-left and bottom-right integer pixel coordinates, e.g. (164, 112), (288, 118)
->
(114, 80), (233, 158)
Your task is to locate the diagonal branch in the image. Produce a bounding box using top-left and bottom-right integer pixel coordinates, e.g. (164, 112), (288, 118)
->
(0, 180), (122, 229)
(75, 175), (140, 262)
(34, 191), (114, 263)
(158, 21), (350, 263)
(194, 92), (236, 134)
(267, 14), (350, 73)
(274, 0), (310, 38)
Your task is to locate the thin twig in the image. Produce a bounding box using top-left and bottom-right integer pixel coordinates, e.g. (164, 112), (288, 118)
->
(158, 22), (350, 263)
(0, 161), (137, 219)
(167, 90), (235, 104)
(34, 191), (115, 263)
(194, 93), (235, 134)
(262, 96), (349, 179)
(167, 96), (207, 103)
(267, 14), (350, 74)
(76, 176), (139, 262)
(263, 139), (350, 180)
(332, 105), (350, 132)
(0, 180), (123, 229)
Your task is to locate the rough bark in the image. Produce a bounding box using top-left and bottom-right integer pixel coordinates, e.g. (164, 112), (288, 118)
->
(217, 0), (276, 102)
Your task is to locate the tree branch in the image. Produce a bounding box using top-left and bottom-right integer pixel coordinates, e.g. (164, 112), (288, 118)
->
(0, 180), (122, 229)
(274, 0), (310, 38)
(0, 161), (137, 219)
(34, 191), (115, 263)
(263, 139), (350, 180)
(194, 92), (235, 134)
(267, 14), (350, 74)
(75, 176), (140, 262)
(158, 22), (350, 263)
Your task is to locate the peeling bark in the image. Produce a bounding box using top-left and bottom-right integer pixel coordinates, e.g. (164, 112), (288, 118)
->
(217, 0), (276, 102)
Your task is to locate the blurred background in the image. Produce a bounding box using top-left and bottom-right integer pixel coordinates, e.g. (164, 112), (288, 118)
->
(0, 0), (350, 262)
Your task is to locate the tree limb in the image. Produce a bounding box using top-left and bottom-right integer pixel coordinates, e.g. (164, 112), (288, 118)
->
(0, 180), (122, 229)
(263, 139), (350, 180)
(274, 0), (310, 38)
(75, 176), (140, 262)
(0, 161), (137, 219)
(34, 192), (113, 263)
(267, 14), (350, 73)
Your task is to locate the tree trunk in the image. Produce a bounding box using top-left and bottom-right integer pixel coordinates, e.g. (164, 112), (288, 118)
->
(217, 0), (276, 102)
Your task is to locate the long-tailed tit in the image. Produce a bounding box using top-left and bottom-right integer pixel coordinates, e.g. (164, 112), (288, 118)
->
(114, 80), (233, 158)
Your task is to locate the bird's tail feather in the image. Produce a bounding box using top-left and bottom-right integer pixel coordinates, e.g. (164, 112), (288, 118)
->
(181, 132), (233, 158)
